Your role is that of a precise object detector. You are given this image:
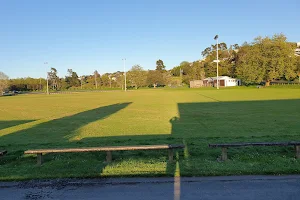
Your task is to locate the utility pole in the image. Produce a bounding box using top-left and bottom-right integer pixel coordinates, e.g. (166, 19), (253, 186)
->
(122, 58), (127, 92)
(214, 35), (219, 89)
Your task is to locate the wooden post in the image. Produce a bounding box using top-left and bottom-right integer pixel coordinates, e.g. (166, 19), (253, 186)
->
(37, 153), (43, 165)
(221, 147), (228, 161)
(106, 151), (112, 162)
(295, 146), (300, 159)
(168, 149), (174, 162)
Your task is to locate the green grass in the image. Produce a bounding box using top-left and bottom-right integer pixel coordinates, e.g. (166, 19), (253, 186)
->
(1, 87), (300, 180)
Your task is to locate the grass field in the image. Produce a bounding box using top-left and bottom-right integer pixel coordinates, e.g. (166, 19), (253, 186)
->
(1, 87), (300, 180)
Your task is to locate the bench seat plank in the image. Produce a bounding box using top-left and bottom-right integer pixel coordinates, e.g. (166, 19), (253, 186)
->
(209, 142), (300, 148)
(25, 144), (185, 154)
(209, 141), (300, 161)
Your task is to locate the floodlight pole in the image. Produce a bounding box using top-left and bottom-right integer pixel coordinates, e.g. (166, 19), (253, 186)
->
(45, 62), (49, 95)
(216, 36), (219, 89)
(46, 74), (49, 95)
(123, 58), (127, 92)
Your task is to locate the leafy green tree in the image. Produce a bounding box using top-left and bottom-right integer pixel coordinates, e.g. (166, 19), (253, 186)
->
(156, 59), (166, 71)
(182, 61), (205, 84)
(296, 56), (300, 83)
(171, 66), (181, 76)
(65, 69), (80, 88)
(201, 47), (212, 58)
(101, 74), (111, 87)
(48, 68), (59, 90)
(0, 72), (9, 94)
(236, 34), (297, 85)
(147, 70), (165, 88)
(127, 65), (147, 89)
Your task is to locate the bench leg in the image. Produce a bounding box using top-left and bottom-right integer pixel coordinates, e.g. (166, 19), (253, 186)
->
(168, 149), (174, 162)
(221, 147), (228, 161)
(106, 151), (112, 163)
(37, 153), (43, 165)
(296, 146), (300, 159)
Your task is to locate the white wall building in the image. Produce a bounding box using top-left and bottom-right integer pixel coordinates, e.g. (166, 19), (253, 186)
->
(295, 42), (300, 56)
(203, 76), (241, 87)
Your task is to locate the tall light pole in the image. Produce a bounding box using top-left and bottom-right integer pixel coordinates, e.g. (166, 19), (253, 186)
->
(122, 58), (127, 92)
(214, 35), (219, 89)
(44, 62), (49, 95)
(94, 71), (98, 89)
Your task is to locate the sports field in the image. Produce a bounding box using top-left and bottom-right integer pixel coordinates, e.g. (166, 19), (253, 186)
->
(1, 87), (300, 180)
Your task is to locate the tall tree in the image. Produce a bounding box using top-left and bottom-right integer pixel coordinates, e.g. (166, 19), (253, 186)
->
(94, 70), (100, 89)
(65, 69), (80, 88)
(127, 65), (147, 89)
(147, 70), (165, 88)
(201, 47), (212, 58)
(0, 72), (9, 94)
(156, 59), (166, 71)
(48, 68), (59, 90)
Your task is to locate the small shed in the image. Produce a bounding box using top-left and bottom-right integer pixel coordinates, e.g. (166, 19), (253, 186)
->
(190, 80), (204, 88)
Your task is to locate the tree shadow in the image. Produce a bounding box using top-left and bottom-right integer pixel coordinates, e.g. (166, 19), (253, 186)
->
(0, 120), (36, 130)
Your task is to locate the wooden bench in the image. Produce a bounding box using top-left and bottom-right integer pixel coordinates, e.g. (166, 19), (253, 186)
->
(209, 142), (300, 161)
(0, 150), (7, 157)
(24, 144), (185, 165)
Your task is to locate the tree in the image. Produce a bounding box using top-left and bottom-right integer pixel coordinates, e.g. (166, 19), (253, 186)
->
(201, 47), (212, 58)
(189, 62), (205, 80)
(296, 56), (300, 83)
(48, 68), (59, 90)
(127, 65), (147, 89)
(147, 70), (165, 88)
(101, 74), (111, 87)
(65, 69), (80, 88)
(236, 34), (297, 85)
(181, 61), (205, 84)
(171, 66), (181, 76)
(156, 59), (166, 71)
(0, 72), (9, 94)
(233, 44), (240, 50)
(94, 70), (100, 89)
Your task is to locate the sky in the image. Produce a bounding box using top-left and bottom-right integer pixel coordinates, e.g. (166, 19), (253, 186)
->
(0, 0), (299, 78)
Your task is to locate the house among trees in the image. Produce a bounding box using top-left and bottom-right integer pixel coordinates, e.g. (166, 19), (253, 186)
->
(190, 76), (241, 88)
(203, 76), (241, 87)
(295, 42), (300, 56)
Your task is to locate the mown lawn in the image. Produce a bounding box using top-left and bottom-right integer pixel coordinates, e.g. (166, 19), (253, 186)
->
(1, 87), (300, 180)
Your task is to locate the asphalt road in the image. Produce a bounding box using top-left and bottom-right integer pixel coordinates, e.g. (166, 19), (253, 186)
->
(1, 176), (300, 200)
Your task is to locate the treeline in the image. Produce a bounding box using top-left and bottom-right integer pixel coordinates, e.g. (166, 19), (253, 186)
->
(172, 34), (300, 86)
(2, 33), (300, 92)
(7, 60), (172, 91)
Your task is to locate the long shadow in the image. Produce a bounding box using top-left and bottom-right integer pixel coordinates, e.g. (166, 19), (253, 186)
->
(0, 120), (36, 130)
(74, 99), (300, 181)
(2, 99), (300, 189)
(0, 103), (132, 147)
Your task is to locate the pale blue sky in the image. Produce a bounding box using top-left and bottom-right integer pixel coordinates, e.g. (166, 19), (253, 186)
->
(0, 0), (299, 78)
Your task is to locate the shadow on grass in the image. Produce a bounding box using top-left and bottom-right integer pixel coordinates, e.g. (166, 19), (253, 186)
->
(0, 120), (36, 130)
(0, 102), (132, 147)
(1, 99), (300, 185)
